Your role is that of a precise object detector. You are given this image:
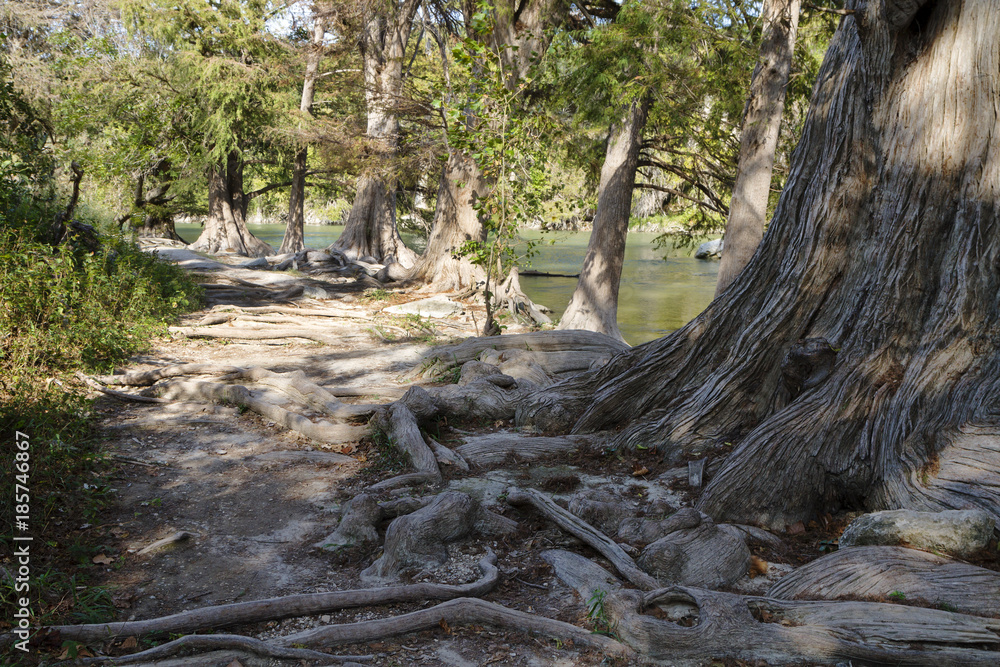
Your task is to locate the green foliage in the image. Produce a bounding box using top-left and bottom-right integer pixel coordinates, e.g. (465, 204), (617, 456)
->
(443, 5), (561, 329)
(888, 590), (907, 601)
(586, 586), (616, 636)
(0, 233), (201, 373)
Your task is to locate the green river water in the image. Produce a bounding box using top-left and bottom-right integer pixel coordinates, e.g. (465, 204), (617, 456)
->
(174, 224), (718, 346)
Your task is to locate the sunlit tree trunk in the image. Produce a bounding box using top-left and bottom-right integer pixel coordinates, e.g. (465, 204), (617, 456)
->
(715, 0), (801, 295)
(557, 98), (650, 343)
(520, 0), (1000, 530)
(331, 0), (421, 267)
(405, 0), (567, 289)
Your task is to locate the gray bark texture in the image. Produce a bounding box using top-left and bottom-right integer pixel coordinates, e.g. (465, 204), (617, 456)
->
(544, 549), (1000, 666)
(332, 1), (421, 268)
(557, 98), (650, 343)
(280, 12), (325, 255)
(518, 0), (1000, 530)
(715, 0), (802, 295)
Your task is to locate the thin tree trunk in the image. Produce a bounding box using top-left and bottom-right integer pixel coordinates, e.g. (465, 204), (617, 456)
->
(332, 2), (420, 267)
(280, 12), (325, 255)
(557, 98), (650, 343)
(519, 0), (1000, 530)
(715, 0), (801, 296)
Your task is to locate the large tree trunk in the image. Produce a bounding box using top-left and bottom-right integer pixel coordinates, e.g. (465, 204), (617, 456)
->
(191, 152), (273, 258)
(557, 98), (650, 343)
(715, 0), (801, 296)
(519, 0), (1000, 530)
(331, 3), (420, 268)
(280, 12), (325, 255)
(404, 152), (488, 290)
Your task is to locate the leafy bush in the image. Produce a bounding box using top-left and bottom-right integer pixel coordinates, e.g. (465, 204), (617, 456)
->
(0, 232), (201, 375)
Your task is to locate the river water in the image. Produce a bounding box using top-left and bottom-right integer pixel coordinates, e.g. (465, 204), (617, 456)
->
(174, 224), (718, 345)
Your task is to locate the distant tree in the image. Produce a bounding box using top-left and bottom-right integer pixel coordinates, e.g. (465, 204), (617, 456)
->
(119, 0), (294, 256)
(281, 3), (328, 255)
(330, 0), (423, 267)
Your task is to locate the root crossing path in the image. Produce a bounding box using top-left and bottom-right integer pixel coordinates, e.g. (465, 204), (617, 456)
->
(19, 243), (999, 667)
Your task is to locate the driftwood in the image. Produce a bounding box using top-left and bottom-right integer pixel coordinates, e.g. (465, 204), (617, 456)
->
(455, 433), (601, 465)
(272, 597), (634, 658)
(544, 549), (1000, 666)
(48, 552), (499, 643)
(768, 545), (1000, 617)
(506, 486), (658, 590)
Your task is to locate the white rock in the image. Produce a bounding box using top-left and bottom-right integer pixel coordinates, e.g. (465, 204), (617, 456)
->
(384, 296), (462, 318)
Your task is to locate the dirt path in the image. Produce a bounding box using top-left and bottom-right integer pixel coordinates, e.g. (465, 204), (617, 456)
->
(84, 245), (615, 666)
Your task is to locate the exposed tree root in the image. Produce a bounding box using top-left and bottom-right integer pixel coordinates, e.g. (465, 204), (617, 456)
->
(98, 365), (379, 422)
(768, 546), (1000, 618)
(544, 549), (1000, 666)
(96, 364), (241, 387)
(455, 433), (601, 466)
(272, 597), (635, 658)
(170, 326), (351, 346)
(152, 380), (366, 445)
(428, 437), (469, 470)
(505, 486), (658, 590)
(47, 553), (499, 643)
(370, 402), (441, 483)
(362, 492), (516, 582)
(76, 374), (171, 404)
(66, 633), (368, 666)
(494, 267), (552, 326)
(418, 331), (629, 380)
(208, 304), (368, 319)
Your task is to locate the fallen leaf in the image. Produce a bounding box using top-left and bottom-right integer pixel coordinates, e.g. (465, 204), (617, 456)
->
(631, 466), (650, 476)
(438, 618), (452, 634)
(748, 555), (769, 578)
(92, 554), (114, 565)
(786, 521), (806, 535)
(120, 636), (138, 649)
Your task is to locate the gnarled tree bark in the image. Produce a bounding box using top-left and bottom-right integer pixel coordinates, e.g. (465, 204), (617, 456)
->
(518, 0), (1000, 530)
(190, 151), (274, 257)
